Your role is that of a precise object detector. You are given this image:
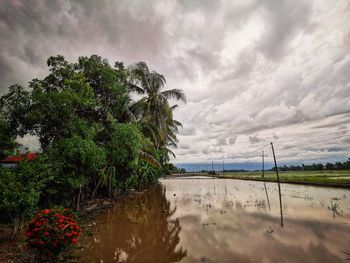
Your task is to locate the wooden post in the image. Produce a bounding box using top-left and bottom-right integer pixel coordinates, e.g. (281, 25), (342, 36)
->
(211, 161), (214, 173)
(271, 142), (284, 227)
(262, 150), (265, 178)
(222, 160), (224, 175)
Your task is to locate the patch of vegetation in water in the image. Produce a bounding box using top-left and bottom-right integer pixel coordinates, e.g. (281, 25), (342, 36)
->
(215, 170), (350, 186)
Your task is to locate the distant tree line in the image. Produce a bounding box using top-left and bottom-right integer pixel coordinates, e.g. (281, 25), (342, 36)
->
(199, 169), (249, 173)
(271, 158), (350, 171)
(164, 163), (186, 174)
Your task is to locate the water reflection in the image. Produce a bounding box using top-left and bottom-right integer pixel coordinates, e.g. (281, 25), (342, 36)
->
(78, 184), (186, 263)
(263, 182), (271, 211)
(78, 178), (350, 263)
(164, 178), (350, 263)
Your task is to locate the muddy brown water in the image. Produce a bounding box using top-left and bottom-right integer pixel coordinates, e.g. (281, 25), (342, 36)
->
(76, 177), (350, 263)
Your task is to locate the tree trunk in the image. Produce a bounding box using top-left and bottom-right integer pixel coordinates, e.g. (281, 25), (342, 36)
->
(138, 172), (145, 191)
(77, 185), (82, 211)
(91, 177), (102, 199)
(81, 185), (85, 203)
(12, 217), (19, 237)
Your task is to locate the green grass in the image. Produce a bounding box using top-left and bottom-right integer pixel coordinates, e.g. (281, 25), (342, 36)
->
(210, 170), (350, 186)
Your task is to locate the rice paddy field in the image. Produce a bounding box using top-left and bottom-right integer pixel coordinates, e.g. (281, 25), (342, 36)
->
(76, 177), (350, 262)
(190, 170), (350, 187)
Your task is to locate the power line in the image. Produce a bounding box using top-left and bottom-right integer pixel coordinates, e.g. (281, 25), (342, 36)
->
(272, 131), (348, 144)
(275, 137), (350, 152)
(231, 129), (348, 142)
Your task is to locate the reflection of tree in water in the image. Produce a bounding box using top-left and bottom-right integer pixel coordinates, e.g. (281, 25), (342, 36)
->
(124, 184), (186, 262)
(81, 184), (186, 263)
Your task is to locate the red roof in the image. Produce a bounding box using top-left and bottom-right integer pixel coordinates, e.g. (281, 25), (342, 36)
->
(2, 153), (38, 163)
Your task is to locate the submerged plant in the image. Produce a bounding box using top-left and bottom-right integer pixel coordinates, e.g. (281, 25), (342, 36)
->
(328, 201), (343, 218)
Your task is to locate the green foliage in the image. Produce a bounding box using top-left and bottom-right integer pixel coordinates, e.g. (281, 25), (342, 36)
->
(109, 123), (142, 171)
(271, 159), (350, 171)
(219, 170), (350, 185)
(0, 54), (185, 230)
(0, 117), (17, 159)
(49, 136), (106, 176)
(41, 137), (107, 206)
(128, 62), (185, 158)
(163, 163), (186, 174)
(0, 158), (53, 233)
(124, 174), (139, 189)
(0, 84), (32, 137)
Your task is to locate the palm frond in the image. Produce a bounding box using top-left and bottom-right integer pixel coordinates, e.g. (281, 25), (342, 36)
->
(122, 100), (137, 123)
(161, 89), (186, 102)
(166, 148), (176, 158)
(173, 119), (183, 128)
(139, 150), (161, 168)
(128, 83), (145, 94)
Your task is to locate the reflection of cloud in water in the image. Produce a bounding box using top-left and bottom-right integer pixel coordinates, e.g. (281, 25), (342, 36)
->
(164, 178), (350, 263)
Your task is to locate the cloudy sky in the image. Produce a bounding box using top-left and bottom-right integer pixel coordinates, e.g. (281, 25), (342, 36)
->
(1, 0), (350, 165)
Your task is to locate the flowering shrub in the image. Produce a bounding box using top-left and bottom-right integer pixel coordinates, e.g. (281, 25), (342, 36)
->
(25, 208), (81, 257)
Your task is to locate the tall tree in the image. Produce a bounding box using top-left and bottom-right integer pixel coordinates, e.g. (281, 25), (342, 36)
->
(128, 62), (185, 152)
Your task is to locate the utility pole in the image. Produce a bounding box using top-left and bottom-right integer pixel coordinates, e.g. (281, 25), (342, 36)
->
(222, 160), (225, 175)
(262, 150), (265, 178)
(271, 142), (284, 227)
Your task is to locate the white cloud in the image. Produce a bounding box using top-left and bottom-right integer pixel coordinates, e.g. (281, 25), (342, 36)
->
(0, 0), (349, 164)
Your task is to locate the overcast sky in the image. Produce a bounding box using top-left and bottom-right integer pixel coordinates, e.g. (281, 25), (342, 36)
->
(1, 0), (350, 164)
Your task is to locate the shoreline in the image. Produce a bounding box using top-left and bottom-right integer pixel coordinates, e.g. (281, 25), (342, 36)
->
(0, 187), (153, 263)
(168, 173), (350, 189)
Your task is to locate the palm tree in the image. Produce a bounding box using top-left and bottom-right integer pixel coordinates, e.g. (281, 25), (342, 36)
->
(128, 62), (185, 151)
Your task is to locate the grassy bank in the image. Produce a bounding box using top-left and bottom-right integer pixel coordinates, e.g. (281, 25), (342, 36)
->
(184, 170), (350, 188)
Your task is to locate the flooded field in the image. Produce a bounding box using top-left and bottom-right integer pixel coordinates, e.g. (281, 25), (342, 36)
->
(77, 178), (350, 263)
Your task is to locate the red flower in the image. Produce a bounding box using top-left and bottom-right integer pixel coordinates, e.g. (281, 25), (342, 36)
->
(43, 209), (50, 214)
(26, 208), (81, 256)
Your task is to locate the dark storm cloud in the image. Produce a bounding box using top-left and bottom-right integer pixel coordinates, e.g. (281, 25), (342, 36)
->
(0, 0), (167, 92)
(1, 0), (349, 163)
(0, 54), (15, 91)
(257, 0), (312, 60)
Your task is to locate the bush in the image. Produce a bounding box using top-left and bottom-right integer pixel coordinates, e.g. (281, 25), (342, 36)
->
(43, 136), (107, 206)
(25, 208), (81, 259)
(0, 158), (53, 234)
